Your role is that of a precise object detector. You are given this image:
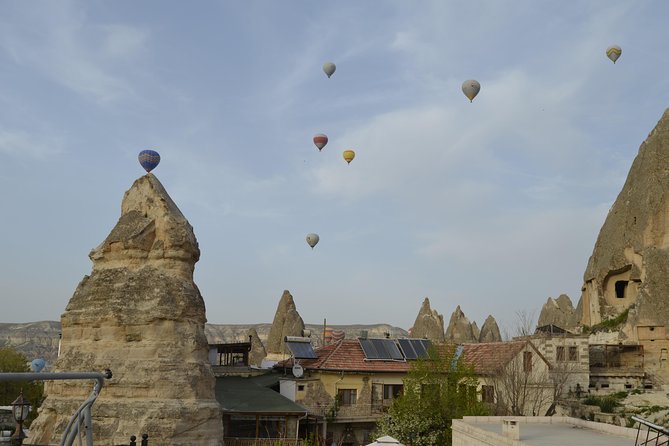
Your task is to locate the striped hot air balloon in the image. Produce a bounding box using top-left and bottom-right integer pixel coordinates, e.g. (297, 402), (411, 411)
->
(606, 45), (622, 64)
(138, 150), (160, 173)
(313, 134), (328, 151)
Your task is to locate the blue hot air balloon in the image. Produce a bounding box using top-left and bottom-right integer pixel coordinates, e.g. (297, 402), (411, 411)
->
(30, 358), (46, 373)
(138, 150), (160, 173)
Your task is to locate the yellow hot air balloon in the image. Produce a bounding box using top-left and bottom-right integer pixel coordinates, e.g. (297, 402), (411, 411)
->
(606, 45), (622, 64)
(343, 150), (355, 164)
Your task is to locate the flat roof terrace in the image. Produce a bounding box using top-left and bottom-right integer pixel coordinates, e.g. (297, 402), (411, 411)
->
(453, 416), (638, 446)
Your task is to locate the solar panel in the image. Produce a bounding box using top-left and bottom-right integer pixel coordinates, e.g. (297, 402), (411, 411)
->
(413, 339), (430, 358)
(359, 338), (380, 359)
(369, 339), (404, 360)
(285, 341), (317, 359)
(398, 339), (417, 360)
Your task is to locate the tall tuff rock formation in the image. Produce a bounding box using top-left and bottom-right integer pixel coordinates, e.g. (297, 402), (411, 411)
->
(580, 109), (669, 382)
(537, 294), (578, 329)
(445, 306), (477, 343)
(410, 298), (445, 343)
(247, 327), (267, 367)
(265, 290), (305, 355)
(478, 315), (502, 343)
(28, 174), (223, 446)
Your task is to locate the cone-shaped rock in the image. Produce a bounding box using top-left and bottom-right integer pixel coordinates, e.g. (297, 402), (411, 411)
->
(538, 294), (577, 329)
(265, 290), (305, 354)
(28, 174), (223, 446)
(445, 305), (477, 343)
(410, 298), (445, 342)
(471, 321), (480, 341)
(478, 315), (502, 342)
(581, 109), (669, 330)
(247, 327), (267, 367)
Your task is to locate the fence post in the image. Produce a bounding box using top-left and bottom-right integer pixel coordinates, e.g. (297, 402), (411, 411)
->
(129, 435), (137, 446)
(141, 433), (149, 446)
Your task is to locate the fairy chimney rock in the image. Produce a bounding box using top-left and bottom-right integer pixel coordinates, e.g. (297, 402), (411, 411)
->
(28, 174), (223, 446)
(538, 294), (577, 329)
(266, 290), (305, 354)
(445, 306), (477, 343)
(247, 327), (267, 367)
(478, 315), (502, 343)
(581, 109), (669, 334)
(410, 298), (445, 342)
(471, 321), (481, 341)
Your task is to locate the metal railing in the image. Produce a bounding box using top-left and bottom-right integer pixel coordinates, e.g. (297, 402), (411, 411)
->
(633, 416), (669, 446)
(0, 370), (112, 446)
(224, 437), (303, 446)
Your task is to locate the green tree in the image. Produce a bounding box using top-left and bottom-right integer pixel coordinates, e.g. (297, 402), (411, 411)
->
(375, 346), (487, 446)
(0, 347), (44, 426)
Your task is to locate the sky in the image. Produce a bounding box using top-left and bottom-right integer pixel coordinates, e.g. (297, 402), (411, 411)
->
(1, 1), (669, 336)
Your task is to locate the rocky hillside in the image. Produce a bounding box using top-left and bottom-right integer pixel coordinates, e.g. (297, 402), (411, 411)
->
(0, 321), (408, 365)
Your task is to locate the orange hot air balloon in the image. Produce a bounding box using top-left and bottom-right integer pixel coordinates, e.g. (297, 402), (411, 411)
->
(313, 134), (328, 151)
(343, 150), (355, 164)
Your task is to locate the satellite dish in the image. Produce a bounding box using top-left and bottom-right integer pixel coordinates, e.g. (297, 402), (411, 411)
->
(292, 364), (304, 378)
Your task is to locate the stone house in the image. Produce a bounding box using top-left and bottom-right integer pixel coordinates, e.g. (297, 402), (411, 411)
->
(515, 325), (590, 398)
(462, 340), (555, 416)
(277, 338), (430, 446)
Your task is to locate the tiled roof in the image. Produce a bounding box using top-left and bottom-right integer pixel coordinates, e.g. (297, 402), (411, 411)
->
(281, 339), (411, 373)
(462, 341), (528, 375)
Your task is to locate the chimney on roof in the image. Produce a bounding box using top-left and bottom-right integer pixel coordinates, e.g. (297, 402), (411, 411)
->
(360, 330), (368, 339)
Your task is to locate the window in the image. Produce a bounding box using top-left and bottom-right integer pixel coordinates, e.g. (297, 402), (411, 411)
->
(568, 346), (578, 362)
(383, 384), (403, 400)
(337, 389), (357, 406)
(298, 385), (305, 391)
(556, 346), (565, 362)
(482, 385), (495, 403)
(523, 351), (533, 372)
(615, 280), (628, 299)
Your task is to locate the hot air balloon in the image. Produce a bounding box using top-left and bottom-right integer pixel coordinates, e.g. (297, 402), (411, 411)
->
(313, 134), (328, 151)
(343, 150), (355, 164)
(606, 45), (622, 64)
(138, 150), (160, 173)
(306, 233), (320, 249)
(462, 80), (481, 102)
(30, 358), (46, 373)
(323, 62), (336, 78)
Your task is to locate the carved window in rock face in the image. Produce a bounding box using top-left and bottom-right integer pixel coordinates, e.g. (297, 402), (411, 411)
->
(615, 280), (628, 299)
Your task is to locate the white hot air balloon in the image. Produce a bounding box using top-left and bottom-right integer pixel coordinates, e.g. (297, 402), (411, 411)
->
(323, 62), (336, 78)
(462, 79), (481, 102)
(306, 233), (320, 249)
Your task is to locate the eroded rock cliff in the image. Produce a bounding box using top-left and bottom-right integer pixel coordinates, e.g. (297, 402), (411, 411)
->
(28, 174), (223, 446)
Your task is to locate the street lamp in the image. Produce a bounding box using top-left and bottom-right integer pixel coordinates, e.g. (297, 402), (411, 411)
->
(11, 390), (30, 446)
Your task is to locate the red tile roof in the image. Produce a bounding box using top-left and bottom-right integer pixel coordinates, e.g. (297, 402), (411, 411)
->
(462, 340), (550, 375)
(281, 339), (411, 373)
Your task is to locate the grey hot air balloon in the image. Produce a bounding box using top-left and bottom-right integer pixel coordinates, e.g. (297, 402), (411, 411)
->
(606, 45), (622, 64)
(306, 233), (320, 249)
(323, 62), (336, 78)
(462, 80), (481, 103)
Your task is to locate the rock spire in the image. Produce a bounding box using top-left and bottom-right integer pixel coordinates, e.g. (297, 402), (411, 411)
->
(410, 298), (445, 343)
(28, 174), (223, 446)
(247, 327), (267, 367)
(478, 315), (502, 342)
(265, 290), (305, 354)
(445, 306), (477, 343)
(537, 294), (577, 329)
